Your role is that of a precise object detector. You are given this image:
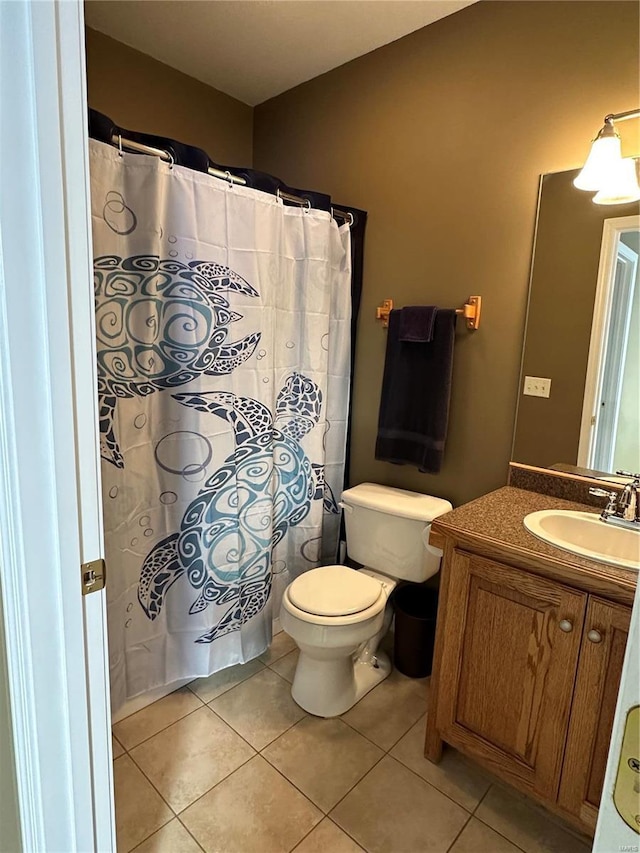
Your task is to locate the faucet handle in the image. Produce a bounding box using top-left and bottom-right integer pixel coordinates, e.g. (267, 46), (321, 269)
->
(615, 470), (640, 481)
(589, 487), (618, 516)
(589, 487), (617, 499)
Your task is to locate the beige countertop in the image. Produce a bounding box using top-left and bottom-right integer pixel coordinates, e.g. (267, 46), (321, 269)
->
(431, 486), (638, 606)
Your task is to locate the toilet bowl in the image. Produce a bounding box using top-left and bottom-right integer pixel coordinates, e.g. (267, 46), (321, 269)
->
(280, 483), (452, 717)
(281, 565), (396, 717)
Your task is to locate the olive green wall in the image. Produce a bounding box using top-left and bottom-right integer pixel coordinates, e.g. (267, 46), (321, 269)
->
(85, 28), (253, 167)
(253, 1), (640, 506)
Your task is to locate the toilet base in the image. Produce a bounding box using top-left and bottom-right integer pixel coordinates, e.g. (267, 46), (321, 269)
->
(291, 648), (391, 718)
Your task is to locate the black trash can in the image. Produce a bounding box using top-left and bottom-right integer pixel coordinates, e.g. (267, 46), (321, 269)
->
(392, 583), (439, 678)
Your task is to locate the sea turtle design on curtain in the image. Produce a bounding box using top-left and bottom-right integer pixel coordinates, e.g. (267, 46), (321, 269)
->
(138, 373), (339, 643)
(94, 254), (261, 468)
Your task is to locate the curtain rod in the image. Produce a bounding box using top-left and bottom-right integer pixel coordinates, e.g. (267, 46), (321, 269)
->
(109, 133), (353, 225)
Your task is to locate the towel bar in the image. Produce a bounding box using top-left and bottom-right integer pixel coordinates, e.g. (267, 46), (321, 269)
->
(376, 296), (481, 330)
(375, 299), (394, 328)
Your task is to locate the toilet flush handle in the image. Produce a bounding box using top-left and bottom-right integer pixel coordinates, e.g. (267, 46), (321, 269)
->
(421, 524), (443, 558)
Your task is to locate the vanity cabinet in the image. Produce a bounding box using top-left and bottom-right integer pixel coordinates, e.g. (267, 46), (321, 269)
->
(558, 597), (631, 832)
(425, 542), (632, 837)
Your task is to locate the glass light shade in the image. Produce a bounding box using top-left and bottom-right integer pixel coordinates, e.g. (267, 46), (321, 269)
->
(573, 135), (623, 191)
(593, 158), (640, 205)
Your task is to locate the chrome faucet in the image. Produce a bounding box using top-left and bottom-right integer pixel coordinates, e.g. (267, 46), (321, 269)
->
(589, 471), (640, 530)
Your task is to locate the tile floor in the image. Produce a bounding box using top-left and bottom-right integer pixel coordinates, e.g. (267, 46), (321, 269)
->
(112, 632), (593, 853)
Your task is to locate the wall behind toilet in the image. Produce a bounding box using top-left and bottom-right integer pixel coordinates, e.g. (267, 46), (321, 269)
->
(253, 1), (640, 506)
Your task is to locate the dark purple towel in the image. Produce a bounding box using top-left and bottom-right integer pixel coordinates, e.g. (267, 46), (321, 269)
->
(375, 308), (457, 473)
(399, 306), (437, 342)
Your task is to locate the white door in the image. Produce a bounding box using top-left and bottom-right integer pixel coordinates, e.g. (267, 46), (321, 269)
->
(0, 2), (114, 850)
(578, 216), (640, 472)
(594, 581), (640, 851)
(591, 241), (638, 472)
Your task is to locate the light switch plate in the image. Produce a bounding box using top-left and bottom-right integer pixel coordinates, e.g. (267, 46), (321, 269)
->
(613, 704), (640, 833)
(523, 376), (552, 398)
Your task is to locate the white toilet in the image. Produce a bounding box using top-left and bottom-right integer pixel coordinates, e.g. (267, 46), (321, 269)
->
(280, 482), (452, 717)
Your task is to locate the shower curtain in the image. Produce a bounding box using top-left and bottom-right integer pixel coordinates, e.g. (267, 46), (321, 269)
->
(90, 140), (352, 711)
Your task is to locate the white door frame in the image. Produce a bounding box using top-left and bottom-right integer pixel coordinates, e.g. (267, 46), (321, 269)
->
(578, 215), (640, 470)
(590, 241), (637, 472)
(0, 2), (114, 850)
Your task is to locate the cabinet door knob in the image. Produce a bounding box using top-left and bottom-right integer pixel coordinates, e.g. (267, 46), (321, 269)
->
(587, 629), (603, 644)
(559, 619), (573, 633)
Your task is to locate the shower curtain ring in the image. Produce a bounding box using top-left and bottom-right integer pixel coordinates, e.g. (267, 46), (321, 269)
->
(166, 151), (175, 170)
(224, 170), (234, 188)
(117, 134), (123, 157)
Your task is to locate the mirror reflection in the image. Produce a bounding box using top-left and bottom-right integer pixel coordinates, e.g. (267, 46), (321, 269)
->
(512, 168), (640, 479)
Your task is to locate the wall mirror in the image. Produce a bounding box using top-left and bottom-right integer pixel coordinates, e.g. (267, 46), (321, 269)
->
(512, 167), (640, 481)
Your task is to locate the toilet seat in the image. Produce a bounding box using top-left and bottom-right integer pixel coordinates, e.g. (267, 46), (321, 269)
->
(288, 565), (382, 617)
(282, 566), (387, 628)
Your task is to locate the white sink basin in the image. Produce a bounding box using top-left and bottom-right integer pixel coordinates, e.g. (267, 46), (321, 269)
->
(524, 510), (640, 571)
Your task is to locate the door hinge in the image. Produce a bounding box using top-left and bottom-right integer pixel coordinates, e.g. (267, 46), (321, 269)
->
(81, 558), (106, 595)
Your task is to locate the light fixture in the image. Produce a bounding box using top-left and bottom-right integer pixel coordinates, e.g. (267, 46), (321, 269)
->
(574, 109), (640, 205)
(593, 158), (640, 205)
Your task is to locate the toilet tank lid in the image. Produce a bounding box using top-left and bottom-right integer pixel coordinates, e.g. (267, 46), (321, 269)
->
(341, 483), (452, 522)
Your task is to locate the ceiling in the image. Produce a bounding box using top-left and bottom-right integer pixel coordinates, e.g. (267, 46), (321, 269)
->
(84, 0), (477, 106)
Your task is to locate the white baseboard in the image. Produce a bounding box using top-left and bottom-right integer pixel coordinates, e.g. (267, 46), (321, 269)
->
(111, 676), (193, 724)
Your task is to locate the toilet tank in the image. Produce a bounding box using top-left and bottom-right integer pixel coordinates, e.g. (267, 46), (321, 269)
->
(340, 483), (453, 582)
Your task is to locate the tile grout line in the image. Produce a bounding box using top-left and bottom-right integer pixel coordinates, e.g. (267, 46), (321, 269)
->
(123, 709), (260, 819)
(186, 663), (266, 703)
(115, 697), (205, 752)
(203, 667), (311, 752)
(122, 749), (187, 818)
(444, 810), (473, 853)
(471, 811), (533, 853)
(114, 662), (271, 752)
(321, 816), (368, 853)
(176, 814), (208, 853)
(112, 661), (372, 850)
(383, 752), (481, 816)
(472, 784), (491, 815)
(258, 724), (382, 819)
(255, 756), (327, 826)
(472, 784), (539, 853)
(126, 814), (175, 853)
(325, 750), (388, 820)
(171, 752), (258, 820)
(288, 816), (365, 853)
(115, 664), (493, 853)
(288, 821), (319, 852)
(130, 741), (259, 827)
(318, 746), (478, 853)
(338, 707), (424, 754)
(132, 679), (313, 825)
(472, 784), (586, 853)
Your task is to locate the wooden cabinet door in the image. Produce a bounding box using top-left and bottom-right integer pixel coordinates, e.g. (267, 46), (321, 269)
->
(558, 597), (631, 831)
(436, 550), (587, 800)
